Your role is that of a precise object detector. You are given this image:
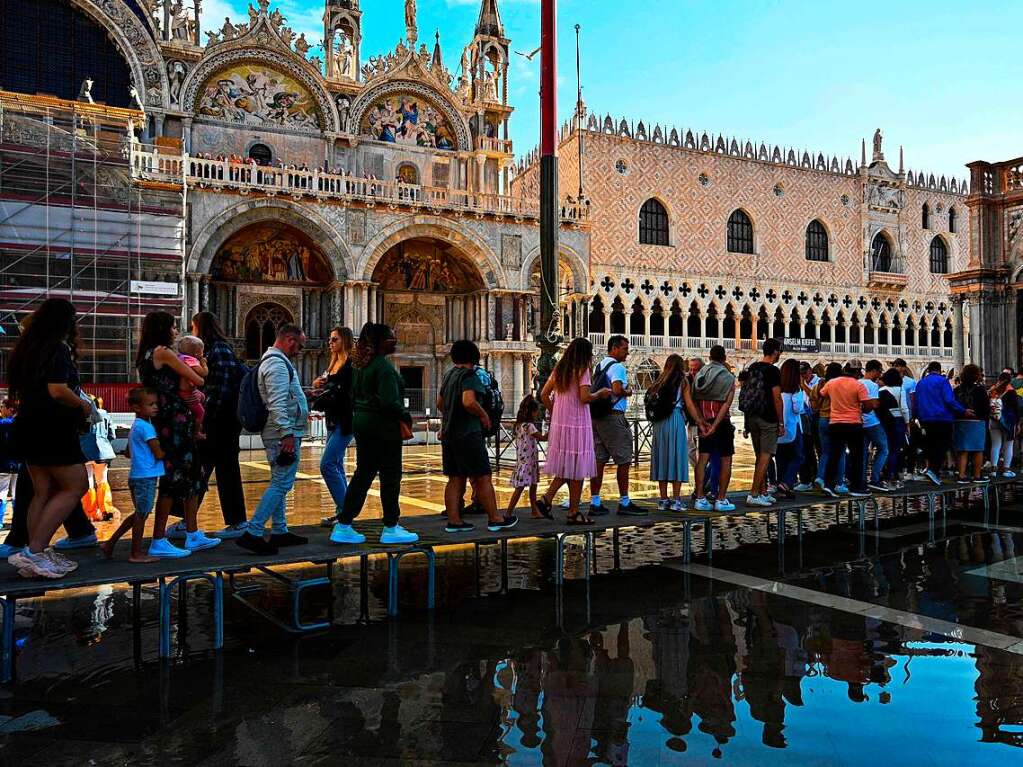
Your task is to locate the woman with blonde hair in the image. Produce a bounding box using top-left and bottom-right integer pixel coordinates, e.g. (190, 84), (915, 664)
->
(535, 338), (611, 524)
(313, 326), (356, 524)
(646, 354), (704, 511)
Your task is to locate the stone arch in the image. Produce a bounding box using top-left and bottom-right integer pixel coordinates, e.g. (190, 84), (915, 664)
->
(348, 79), (472, 151)
(520, 242), (589, 295)
(359, 216), (502, 288)
(188, 198), (352, 280)
(73, 0), (169, 108)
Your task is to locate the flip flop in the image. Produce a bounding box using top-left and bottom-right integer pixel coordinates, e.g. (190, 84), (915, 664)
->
(536, 498), (554, 520)
(565, 513), (594, 526)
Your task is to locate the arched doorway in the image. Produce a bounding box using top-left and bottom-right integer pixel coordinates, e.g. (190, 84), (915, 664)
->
(244, 302), (294, 360)
(248, 143), (273, 165)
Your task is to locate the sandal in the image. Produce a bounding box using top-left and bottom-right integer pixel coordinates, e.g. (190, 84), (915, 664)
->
(535, 498), (554, 520)
(565, 512), (594, 526)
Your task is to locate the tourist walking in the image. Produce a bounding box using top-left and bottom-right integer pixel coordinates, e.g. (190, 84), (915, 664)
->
(0, 464), (98, 557)
(507, 395), (546, 519)
(860, 360), (888, 491)
(237, 323), (310, 554)
(989, 371), (1019, 477)
(812, 362), (847, 494)
(137, 310), (220, 557)
(915, 360), (971, 485)
(438, 340), (517, 533)
(692, 345), (737, 512)
(312, 326), (355, 527)
(100, 387), (164, 563)
(590, 335), (641, 516)
(774, 359), (806, 498)
(953, 364), (989, 484)
(6, 298), (91, 578)
(795, 362), (819, 491)
(739, 338), (784, 507)
(536, 338), (611, 523)
(192, 311), (248, 537)
(82, 396), (119, 521)
(330, 323), (419, 545)
(878, 367), (910, 485)
(646, 354), (703, 511)
(819, 364), (873, 498)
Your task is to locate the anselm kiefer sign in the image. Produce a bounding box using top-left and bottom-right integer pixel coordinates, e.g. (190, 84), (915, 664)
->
(780, 337), (821, 354)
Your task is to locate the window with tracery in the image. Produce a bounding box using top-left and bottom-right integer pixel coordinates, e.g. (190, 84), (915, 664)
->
(727, 210), (754, 254)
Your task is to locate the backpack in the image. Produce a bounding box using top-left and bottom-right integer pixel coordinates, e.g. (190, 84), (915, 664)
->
(469, 366), (504, 438)
(589, 360), (618, 419)
(237, 351), (295, 433)
(644, 384), (679, 423)
(738, 363), (768, 416)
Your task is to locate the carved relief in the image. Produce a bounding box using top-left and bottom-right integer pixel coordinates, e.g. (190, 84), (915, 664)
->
(501, 234), (522, 268)
(348, 210), (367, 245)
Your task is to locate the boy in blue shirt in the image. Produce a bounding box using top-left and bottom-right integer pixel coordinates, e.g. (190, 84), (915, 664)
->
(100, 388), (166, 563)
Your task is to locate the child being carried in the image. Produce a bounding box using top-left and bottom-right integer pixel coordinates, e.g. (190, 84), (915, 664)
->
(176, 335), (208, 440)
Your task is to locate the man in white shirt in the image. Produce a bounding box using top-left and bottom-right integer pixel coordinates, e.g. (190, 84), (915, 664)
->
(860, 359), (888, 491)
(590, 335), (643, 516)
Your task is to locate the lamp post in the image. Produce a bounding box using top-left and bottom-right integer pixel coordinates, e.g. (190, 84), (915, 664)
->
(536, 0), (560, 394)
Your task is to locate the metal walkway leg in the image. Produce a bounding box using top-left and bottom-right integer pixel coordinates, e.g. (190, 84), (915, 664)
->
(0, 597), (14, 684)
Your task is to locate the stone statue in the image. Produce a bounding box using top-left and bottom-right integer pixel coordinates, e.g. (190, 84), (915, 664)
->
(170, 0), (190, 40)
(220, 17), (236, 40)
(205, 29), (221, 46)
(405, 0), (417, 32)
(167, 60), (187, 105)
(336, 95), (351, 131)
(248, 2), (259, 25)
(873, 128), (883, 157)
(294, 32), (310, 56)
(78, 78), (94, 104)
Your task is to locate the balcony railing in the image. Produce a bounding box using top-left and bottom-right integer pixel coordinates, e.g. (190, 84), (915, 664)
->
(130, 145), (588, 222)
(476, 136), (514, 154)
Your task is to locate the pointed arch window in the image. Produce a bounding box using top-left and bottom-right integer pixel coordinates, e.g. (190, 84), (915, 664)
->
(639, 199), (669, 246)
(929, 237), (949, 274)
(948, 207), (957, 233)
(870, 232), (895, 273)
(805, 219), (829, 262)
(727, 210), (754, 254)
(922, 203), (930, 230)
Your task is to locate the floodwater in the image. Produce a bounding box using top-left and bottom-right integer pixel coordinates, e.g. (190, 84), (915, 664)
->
(0, 446), (1022, 765)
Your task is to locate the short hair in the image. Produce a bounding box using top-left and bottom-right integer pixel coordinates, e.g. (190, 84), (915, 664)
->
(893, 358), (908, 368)
(276, 323), (304, 339)
(926, 361), (943, 373)
(128, 386), (157, 407)
(709, 345), (726, 362)
(450, 339), (481, 365)
(881, 368), (902, 387)
(762, 338), (781, 356)
(960, 364), (982, 386)
(799, 361), (811, 373)
(177, 334), (204, 356)
(607, 334), (628, 354)
(865, 359), (883, 373)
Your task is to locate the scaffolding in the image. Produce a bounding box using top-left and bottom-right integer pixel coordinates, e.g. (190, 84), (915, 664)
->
(0, 91), (185, 382)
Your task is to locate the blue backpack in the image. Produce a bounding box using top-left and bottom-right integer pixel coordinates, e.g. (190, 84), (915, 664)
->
(236, 352), (294, 433)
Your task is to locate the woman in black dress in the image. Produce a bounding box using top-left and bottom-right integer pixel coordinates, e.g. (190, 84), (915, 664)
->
(191, 311), (248, 536)
(136, 311), (220, 558)
(6, 298), (92, 579)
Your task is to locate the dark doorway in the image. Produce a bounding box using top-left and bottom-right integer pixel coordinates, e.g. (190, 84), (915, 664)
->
(400, 366), (425, 413)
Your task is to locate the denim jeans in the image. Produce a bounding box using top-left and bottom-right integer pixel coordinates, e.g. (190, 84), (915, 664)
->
(320, 426), (353, 513)
(776, 431), (803, 488)
(249, 437), (302, 535)
(816, 417), (846, 485)
(883, 419), (907, 480)
(863, 424), (889, 485)
(128, 477), (158, 518)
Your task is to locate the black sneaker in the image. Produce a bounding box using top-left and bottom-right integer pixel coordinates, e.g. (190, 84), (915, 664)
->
(236, 532), (279, 555)
(589, 503), (611, 516)
(270, 532), (308, 548)
(445, 521), (475, 534)
(848, 490), (871, 498)
(488, 516), (518, 532)
(617, 502), (648, 517)
(462, 502), (486, 516)
(867, 482), (888, 493)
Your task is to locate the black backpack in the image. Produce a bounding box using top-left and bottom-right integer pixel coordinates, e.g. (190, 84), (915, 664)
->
(644, 385), (678, 423)
(589, 360), (617, 419)
(738, 363), (768, 416)
(472, 366), (504, 438)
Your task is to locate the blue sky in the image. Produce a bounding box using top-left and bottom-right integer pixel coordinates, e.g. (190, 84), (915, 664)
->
(202, 0), (1022, 178)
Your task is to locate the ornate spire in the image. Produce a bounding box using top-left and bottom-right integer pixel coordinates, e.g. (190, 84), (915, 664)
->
(476, 0), (504, 38)
(431, 30), (443, 69)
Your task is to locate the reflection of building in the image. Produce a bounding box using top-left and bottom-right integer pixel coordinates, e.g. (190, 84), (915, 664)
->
(515, 119), (971, 372)
(0, 0), (589, 411)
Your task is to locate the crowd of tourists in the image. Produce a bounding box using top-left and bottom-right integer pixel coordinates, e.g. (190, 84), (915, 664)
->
(0, 299), (1019, 579)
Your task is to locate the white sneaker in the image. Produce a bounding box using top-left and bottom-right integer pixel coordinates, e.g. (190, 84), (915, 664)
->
(1003, 470), (1016, 479)
(8, 548), (64, 579)
(657, 499), (671, 511)
(148, 537), (191, 559)
(793, 483), (814, 492)
(764, 494), (777, 504)
(670, 499), (687, 512)
(165, 521), (188, 540)
(185, 531), (222, 552)
(715, 499), (737, 512)
(694, 498), (713, 512)
(42, 548), (78, 573)
(559, 499), (572, 509)
(330, 523), (366, 545)
(380, 525), (419, 545)
(746, 495), (773, 508)
(835, 484), (850, 495)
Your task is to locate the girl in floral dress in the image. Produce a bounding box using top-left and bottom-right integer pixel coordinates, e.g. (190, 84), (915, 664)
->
(507, 395), (546, 519)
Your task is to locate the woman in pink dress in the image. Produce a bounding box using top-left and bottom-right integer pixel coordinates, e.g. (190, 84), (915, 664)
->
(536, 338), (611, 524)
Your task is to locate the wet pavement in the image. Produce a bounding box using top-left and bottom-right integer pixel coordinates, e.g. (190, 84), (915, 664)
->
(0, 443), (1022, 765)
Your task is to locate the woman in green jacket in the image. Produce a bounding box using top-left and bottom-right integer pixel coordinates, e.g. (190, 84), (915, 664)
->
(330, 323), (419, 545)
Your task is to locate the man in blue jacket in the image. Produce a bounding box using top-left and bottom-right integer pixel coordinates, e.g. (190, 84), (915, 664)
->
(915, 361), (974, 485)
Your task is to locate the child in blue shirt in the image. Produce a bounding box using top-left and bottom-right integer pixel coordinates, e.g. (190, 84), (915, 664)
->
(100, 388), (165, 563)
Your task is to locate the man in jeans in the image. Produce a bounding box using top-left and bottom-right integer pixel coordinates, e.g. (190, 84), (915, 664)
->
(237, 323), (310, 555)
(437, 340), (518, 534)
(915, 360), (972, 485)
(591, 335), (643, 516)
(859, 360), (888, 491)
(820, 363), (873, 498)
(743, 338), (784, 507)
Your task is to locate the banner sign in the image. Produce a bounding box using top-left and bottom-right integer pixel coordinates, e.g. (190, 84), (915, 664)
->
(780, 337), (820, 354)
(130, 280), (179, 296)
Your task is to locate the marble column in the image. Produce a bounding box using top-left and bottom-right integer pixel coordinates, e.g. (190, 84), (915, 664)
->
(952, 295), (965, 368)
(512, 355), (524, 410)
